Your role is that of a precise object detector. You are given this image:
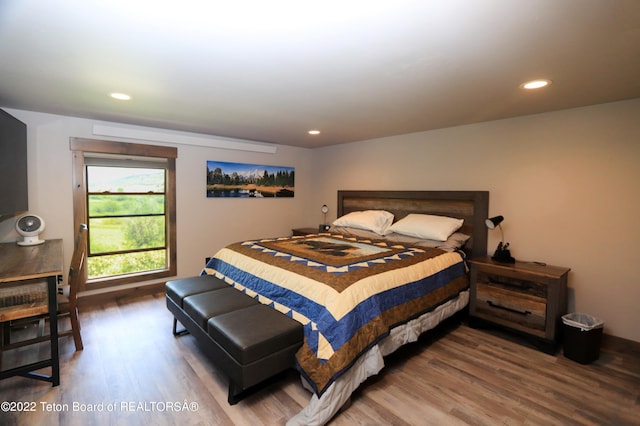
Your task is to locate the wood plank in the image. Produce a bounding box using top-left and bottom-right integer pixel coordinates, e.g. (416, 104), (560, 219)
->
(0, 240), (63, 282)
(1, 291), (638, 425)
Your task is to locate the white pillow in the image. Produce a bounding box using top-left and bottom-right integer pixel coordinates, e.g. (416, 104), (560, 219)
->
(331, 210), (394, 235)
(387, 214), (463, 241)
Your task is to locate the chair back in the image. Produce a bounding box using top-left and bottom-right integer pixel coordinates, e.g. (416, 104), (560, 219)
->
(67, 224), (88, 308)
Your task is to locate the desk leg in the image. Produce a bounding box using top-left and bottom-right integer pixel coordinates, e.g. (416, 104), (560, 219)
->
(47, 275), (60, 386)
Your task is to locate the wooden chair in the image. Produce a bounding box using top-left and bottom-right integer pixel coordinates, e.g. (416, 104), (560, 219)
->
(1, 224), (87, 351)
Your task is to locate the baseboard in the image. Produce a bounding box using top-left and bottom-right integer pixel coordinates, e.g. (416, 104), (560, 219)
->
(77, 282), (165, 308)
(601, 333), (640, 354)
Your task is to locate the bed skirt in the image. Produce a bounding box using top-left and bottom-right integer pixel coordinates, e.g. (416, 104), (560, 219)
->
(286, 290), (469, 426)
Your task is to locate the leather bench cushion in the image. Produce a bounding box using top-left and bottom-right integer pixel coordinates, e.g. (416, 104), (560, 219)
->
(183, 288), (259, 328)
(207, 304), (303, 365)
(166, 275), (228, 307)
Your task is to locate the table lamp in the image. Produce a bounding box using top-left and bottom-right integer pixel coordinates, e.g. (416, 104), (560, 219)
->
(485, 215), (515, 263)
(319, 205), (330, 232)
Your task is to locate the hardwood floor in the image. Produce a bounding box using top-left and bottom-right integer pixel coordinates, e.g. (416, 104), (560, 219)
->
(1, 291), (638, 425)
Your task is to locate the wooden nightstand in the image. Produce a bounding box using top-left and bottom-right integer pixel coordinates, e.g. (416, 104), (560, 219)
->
(291, 227), (320, 236)
(468, 256), (570, 354)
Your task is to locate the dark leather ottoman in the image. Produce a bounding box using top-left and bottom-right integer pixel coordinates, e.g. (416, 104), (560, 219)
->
(166, 275), (228, 334)
(166, 276), (303, 404)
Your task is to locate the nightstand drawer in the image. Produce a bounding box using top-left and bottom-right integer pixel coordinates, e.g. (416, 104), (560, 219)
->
(476, 271), (547, 298)
(291, 227), (319, 236)
(475, 283), (546, 335)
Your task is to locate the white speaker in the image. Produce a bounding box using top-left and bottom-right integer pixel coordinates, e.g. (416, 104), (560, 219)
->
(15, 213), (46, 246)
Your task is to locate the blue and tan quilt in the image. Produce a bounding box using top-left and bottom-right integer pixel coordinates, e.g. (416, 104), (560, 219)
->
(201, 233), (468, 396)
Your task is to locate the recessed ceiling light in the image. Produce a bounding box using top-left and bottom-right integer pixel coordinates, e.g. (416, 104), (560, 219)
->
(110, 92), (132, 100)
(308, 130), (320, 135)
(521, 79), (552, 90)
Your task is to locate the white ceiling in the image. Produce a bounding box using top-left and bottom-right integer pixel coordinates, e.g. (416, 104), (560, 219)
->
(1, 0), (639, 148)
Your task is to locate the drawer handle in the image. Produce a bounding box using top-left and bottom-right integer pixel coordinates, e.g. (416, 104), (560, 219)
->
(487, 300), (531, 316)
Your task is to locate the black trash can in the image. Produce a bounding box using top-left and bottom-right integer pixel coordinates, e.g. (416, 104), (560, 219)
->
(562, 313), (604, 364)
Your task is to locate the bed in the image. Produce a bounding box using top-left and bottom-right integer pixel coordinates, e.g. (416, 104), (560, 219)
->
(202, 190), (489, 425)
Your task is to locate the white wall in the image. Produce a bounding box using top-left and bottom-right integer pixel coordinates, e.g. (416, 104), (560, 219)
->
(3, 99), (638, 343)
(311, 99), (640, 343)
(0, 110), (316, 295)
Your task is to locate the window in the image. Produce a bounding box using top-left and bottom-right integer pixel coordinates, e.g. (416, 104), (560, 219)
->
(71, 138), (177, 290)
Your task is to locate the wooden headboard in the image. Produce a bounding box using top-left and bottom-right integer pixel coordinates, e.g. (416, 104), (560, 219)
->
(337, 190), (489, 259)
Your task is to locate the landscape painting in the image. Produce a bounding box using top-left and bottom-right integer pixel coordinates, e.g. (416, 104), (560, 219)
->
(206, 161), (295, 198)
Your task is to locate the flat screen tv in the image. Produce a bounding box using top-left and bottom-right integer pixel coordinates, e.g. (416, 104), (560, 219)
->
(0, 108), (28, 223)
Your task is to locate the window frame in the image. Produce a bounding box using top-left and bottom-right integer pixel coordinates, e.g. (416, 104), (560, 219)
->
(71, 138), (177, 290)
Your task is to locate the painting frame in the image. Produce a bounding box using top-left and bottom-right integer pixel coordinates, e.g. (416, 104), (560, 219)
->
(206, 160), (295, 198)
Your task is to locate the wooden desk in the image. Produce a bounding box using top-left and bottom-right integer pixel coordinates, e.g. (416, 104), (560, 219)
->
(0, 239), (62, 386)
